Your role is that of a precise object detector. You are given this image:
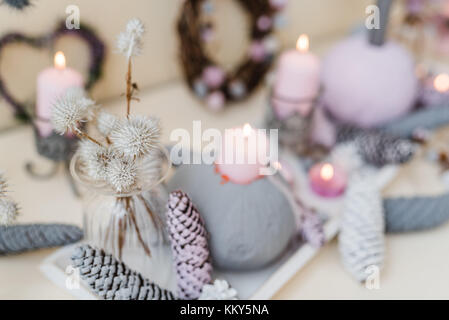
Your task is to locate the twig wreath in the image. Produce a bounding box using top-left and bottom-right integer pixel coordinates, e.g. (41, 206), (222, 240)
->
(0, 21), (105, 121)
(177, 0), (287, 111)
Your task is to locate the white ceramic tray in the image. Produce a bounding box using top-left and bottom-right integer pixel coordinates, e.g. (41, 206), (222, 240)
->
(40, 153), (397, 300)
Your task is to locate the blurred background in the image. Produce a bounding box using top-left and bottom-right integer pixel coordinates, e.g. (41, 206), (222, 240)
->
(0, 0), (374, 130)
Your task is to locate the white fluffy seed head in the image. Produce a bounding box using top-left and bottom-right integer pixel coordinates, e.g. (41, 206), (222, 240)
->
(109, 115), (160, 159)
(78, 140), (116, 181)
(117, 18), (145, 59)
(96, 111), (119, 137)
(0, 198), (19, 226)
(107, 157), (138, 193)
(51, 88), (95, 135)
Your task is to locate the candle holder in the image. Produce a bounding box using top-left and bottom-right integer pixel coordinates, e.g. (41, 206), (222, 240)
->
(0, 21), (105, 196)
(25, 122), (83, 196)
(265, 89), (327, 160)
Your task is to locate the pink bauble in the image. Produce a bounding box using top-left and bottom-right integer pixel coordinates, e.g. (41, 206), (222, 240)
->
(206, 91), (225, 111)
(249, 41), (266, 62)
(269, 0), (287, 10)
(321, 35), (418, 128)
(257, 15), (272, 31)
(202, 66), (225, 88)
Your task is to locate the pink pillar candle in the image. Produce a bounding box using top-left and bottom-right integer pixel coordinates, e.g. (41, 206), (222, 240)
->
(309, 162), (347, 198)
(215, 124), (270, 185)
(272, 34), (321, 119)
(36, 51), (84, 137)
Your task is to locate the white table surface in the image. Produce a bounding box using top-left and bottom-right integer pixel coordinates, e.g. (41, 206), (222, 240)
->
(1, 82), (449, 300)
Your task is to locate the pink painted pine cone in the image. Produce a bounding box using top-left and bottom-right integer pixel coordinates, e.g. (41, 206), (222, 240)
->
(166, 190), (212, 300)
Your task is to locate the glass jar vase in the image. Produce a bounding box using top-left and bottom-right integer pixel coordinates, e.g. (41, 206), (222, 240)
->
(70, 145), (176, 290)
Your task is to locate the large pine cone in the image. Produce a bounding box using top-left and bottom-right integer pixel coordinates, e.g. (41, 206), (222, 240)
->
(337, 125), (415, 167)
(166, 190), (212, 300)
(71, 244), (175, 300)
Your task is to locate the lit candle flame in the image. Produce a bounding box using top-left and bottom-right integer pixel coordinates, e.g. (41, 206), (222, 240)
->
(243, 123), (252, 137)
(296, 34), (309, 53)
(54, 51), (66, 70)
(320, 163), (334, 181)
(434, 73), (449, 93)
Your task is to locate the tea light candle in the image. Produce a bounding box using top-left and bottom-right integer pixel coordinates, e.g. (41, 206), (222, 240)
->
(309, 162), (347, 198)
(36, 51), (84, 137)
(215, 123), (269, 185)
(272, 34), (321, 119)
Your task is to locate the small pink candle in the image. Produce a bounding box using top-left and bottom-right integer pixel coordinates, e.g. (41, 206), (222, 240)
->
(215, 124), (269, 185)
(36, 51), (84, 137)
(272, 34), (321, 119)
(309, 162), (347, 198)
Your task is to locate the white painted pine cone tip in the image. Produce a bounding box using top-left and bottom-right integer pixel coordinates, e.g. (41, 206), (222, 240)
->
(199, 279), (238, 300)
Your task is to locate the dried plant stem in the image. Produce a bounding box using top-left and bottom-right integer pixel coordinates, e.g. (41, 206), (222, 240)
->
(126, 59), (132, 118)
(73, 127), (103, 146)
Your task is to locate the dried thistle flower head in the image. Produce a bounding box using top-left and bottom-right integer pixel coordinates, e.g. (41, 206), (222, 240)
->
(107, 157), (138, 193)
(96, 111), (119, 137)
(51, 88), (95, 135)
(0, 198), (19, 226)
(79, 140), (116, 181)
(117, 18), (145, 59)
(110, 115), (160, 159)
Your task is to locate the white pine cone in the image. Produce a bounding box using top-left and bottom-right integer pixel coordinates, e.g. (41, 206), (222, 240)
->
(338, 172), (385, 283)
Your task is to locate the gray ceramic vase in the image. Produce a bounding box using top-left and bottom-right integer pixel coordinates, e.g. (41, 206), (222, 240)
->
(166, 163), (296, 271)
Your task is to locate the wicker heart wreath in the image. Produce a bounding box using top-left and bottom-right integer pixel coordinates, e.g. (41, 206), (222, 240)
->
(0, 21), (105, 121)
(177, 0), (286, 110)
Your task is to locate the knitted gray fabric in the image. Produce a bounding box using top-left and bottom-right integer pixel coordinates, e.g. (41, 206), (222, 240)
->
(0, 224), (83, 255)
(384, 194), (449, 233)
(71, 244), (175, 300)
(381, 107), (449, 138)
(337, 125), (415, 167)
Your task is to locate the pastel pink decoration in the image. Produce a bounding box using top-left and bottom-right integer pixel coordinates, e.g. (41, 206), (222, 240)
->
(36, 51), (83, 137)
(201, 28), (215, 42)
(273, 34), (321, 119)
(309, 163), (347, 198)
(202, 65), (225, 88)
(248, 41), (266, 62)
(321, 35), (418, 128)
(269, 0), (287, 10)
(215, 124), (269, 185)
(310, 106), (336, 148)
(206, 91), (225, 111)
(257, 15), (272, 31)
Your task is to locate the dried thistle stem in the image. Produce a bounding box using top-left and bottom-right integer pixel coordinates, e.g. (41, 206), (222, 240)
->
(126, 59), (132, 118)
(73, 127), (103, 147)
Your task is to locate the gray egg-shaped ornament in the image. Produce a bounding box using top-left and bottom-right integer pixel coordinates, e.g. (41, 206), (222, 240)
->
(166, 163), (296, 271)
